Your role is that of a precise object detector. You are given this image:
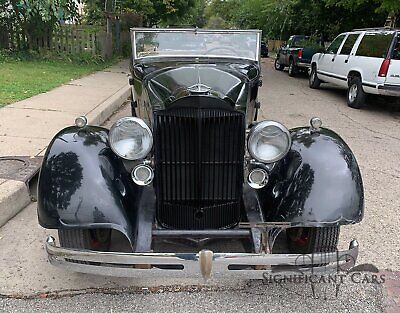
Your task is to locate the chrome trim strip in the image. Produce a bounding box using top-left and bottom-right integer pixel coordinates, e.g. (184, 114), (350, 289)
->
(317, 70), (347, 81)
(362, 82), (377, 88)
(46, 236), (359, 280)
(131, 28), (262, 34)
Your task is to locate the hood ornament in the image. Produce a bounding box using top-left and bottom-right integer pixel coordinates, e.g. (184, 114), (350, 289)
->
(187, 83), (211, 95)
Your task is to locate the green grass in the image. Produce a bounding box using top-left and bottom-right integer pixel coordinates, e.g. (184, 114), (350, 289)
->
(0, 57), (114, 107)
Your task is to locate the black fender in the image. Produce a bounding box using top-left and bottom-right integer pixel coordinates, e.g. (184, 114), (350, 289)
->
(37, 126), (143, 247)
(257, 127), (364, 226)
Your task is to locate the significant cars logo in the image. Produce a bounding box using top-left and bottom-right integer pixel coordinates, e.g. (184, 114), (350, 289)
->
(262, 251), (385, 300)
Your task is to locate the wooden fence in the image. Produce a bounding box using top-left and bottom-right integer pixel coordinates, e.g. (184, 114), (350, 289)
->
(0, 25), (130, 59)
(52, 27), (98, 54)
(267, 39), (285, 52)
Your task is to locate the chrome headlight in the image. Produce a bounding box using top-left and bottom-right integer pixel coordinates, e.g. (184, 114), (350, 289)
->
(109, 117), (153, 160)
(247, 121), (291, 163)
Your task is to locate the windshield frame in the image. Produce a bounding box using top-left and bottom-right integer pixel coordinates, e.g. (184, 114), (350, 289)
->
(131, 28), (262, 62)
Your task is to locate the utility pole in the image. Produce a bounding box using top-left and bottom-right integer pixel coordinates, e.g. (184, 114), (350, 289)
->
(384, 13), (398, 28)
(105, 0), (115, 34)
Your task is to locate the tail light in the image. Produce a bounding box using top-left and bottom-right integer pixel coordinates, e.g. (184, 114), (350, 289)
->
(298, 49), (303, 58)
(378, 59), (390, 77)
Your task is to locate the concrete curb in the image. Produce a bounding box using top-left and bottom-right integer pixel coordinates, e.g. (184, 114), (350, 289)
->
(0, 85), (130, 229)
(0, 180), (31, 227)
(86, 85), (131, 125)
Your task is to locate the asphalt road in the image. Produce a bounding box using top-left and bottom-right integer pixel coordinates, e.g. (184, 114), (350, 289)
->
(1, 58), (399, 312)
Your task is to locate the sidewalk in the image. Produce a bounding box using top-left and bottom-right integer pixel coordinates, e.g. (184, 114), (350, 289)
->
(0, 59), (131, 227)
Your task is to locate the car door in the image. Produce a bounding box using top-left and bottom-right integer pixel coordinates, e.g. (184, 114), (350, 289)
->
(316, 34), (346, 83)
(281, 36), (294, 65)
(331, 33), (361, 86)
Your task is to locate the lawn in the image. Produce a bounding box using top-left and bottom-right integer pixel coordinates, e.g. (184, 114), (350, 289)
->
(0, 59), (113, 107)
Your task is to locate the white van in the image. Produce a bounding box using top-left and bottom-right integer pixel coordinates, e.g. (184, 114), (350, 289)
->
(310, 28), (400, 109)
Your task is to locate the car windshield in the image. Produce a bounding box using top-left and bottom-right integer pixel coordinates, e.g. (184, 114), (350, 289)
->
(132, 29), (261, 61)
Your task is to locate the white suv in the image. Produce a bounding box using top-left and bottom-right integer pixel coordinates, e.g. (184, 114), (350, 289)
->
(310, 28), (400, 109)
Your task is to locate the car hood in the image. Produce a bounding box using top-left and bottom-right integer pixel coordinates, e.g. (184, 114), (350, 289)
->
(133, 61), (259, 110)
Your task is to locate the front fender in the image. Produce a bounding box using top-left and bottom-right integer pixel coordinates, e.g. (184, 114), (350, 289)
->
(37, 126), (138, 246)
(258, 127), (364, 226)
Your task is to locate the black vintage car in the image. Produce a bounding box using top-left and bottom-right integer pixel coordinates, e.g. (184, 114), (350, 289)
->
(38, 29), (363, 279)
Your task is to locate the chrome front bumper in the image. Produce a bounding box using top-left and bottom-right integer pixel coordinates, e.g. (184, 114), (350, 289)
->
(46, 236), (359, 280)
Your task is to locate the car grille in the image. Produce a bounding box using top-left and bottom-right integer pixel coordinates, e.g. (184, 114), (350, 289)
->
(153, 106), (245, 229)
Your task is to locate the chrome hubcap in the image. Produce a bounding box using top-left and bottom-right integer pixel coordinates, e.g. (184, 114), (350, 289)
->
(349, 85), (358, 102)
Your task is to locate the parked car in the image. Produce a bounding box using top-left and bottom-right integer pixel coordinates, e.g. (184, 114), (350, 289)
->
(275, 35), (324, 76)
(38, 28), (363, 279)
(261, 41), (269, 57)
(310, 28), (400, 109)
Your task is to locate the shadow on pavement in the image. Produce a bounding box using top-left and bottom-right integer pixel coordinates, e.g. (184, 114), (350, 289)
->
(317, 84), (400, 114)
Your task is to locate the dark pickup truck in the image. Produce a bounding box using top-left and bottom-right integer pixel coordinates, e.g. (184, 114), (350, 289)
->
(275, 35), (324, 77)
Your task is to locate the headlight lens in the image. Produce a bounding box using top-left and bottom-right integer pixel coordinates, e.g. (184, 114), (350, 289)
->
(247, 121), (291, 163)
(109, 117), (153, 160)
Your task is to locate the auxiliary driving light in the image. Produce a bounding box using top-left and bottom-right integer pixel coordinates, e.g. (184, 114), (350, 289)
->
(75, 116), (88, 128)
(131, 164), (154, 186)
(310, 117), (322, 131)
(248, 168), (269, 189)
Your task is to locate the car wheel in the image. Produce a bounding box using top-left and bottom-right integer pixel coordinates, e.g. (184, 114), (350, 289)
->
(288, 59), (297, 77)
(286, 226), (340, 254)
(347, 77), (366, 109)
(309, 66), (321, 89)
(58, 229), (111, 251)
(274, 57), (284, 71)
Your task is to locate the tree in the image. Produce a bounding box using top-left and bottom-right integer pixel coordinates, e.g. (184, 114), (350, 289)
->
(326, 0), (400, 14)
(82, 0), (104, 25)
(0, 0), (79, 49)
(326, 0), (399, 28)
(205, 0), (239, 27)
(206, 0), (389, 40)
(83, 0), (199, 27)
(206, 16), (229, 28)
(182, 0), (207, 27)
